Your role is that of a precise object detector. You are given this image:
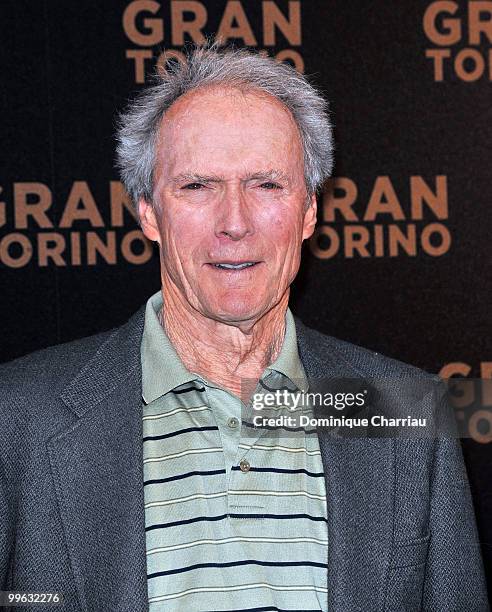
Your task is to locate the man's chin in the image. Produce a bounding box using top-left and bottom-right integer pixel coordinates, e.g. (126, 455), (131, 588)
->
(201, 299), (270, 327)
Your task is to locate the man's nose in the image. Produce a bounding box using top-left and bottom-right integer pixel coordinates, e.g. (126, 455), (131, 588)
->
(214, 187), (253, 241)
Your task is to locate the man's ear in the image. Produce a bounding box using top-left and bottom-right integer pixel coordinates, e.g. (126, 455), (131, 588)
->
(138, 198), (161, 244)
(302, 193), (317, 240)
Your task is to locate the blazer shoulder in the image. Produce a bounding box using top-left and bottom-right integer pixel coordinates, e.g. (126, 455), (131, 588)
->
(0, 329), (113, 392)
(0, 328), (120, 436)
(0, 304), (145, 425)
(295, 317), (439, 383)
(0, 303), (146, 393)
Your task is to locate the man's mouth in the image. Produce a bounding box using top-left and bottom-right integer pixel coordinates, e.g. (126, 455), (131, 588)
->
(208, 261), (260, 270)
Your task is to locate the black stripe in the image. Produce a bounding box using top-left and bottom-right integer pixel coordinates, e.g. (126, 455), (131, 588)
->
(243, 421), (318, 434)
(172, 385), (206, 394)
(143, 425), (218, 442)
(146, 514), (229, 531)
(146, 513), (327, 531)
(258, 378), (299, 393)
(148, 559), (328, 579)
(230, 466), (325, 477)
(144, 468), (225, 487)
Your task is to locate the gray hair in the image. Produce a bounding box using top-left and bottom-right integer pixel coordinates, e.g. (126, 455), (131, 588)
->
(116, 43), (334, 216)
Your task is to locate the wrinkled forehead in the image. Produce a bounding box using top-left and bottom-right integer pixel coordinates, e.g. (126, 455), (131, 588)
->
(162, 82), (297, 122)
(154, 84), (305, 176)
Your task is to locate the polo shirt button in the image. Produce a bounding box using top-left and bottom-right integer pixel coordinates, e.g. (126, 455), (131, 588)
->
(239, 459), (250, 472)
(227, 417), (240, 429)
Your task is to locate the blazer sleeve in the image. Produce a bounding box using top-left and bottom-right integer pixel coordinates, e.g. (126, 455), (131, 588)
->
(0, 454), (14, 590)
(422, 383), (489, 610)
(0, 388), (20, 592)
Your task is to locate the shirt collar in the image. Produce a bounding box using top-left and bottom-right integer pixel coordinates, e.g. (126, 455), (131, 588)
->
(140, 290), (308, 403)
(141, 291), (196, 404)
(264, 307), (309, 392)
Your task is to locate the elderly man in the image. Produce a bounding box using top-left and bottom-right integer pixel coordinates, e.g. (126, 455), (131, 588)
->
(0, 45), (488, 612)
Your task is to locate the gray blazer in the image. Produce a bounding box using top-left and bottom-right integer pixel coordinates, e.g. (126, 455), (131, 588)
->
(0, 306), (488, 611)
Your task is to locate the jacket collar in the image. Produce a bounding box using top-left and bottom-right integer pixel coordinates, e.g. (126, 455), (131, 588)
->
(60, 305), (146, 418)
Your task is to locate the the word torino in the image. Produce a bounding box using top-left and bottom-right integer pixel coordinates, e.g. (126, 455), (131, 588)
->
(310, 176), (451, 260)
(0, 181), (152, 268)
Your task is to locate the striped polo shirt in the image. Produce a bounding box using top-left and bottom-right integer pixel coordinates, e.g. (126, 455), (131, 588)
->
(141, 291), (328, 611)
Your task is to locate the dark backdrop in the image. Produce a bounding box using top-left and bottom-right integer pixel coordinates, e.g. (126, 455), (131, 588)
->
(2, 0), (491, 599)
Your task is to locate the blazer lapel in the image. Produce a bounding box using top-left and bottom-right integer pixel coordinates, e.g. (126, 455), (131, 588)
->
(47, 308), (148, 612)
(296, 319), (394, 611)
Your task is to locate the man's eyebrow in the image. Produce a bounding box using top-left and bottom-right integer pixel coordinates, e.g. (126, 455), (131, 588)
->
(245, 170), (290, 183)
(172, 173), (224, 184)
(171, 170), (291, 185)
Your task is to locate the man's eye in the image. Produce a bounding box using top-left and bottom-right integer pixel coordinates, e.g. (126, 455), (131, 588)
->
(260, 182), (281, 190)
(182, 183), (204, 190)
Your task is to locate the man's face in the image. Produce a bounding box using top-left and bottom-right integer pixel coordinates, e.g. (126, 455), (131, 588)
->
(140, 85), (317, 327)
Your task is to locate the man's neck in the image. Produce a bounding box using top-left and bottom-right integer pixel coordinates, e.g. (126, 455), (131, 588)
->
(159, 282), (288, 398)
